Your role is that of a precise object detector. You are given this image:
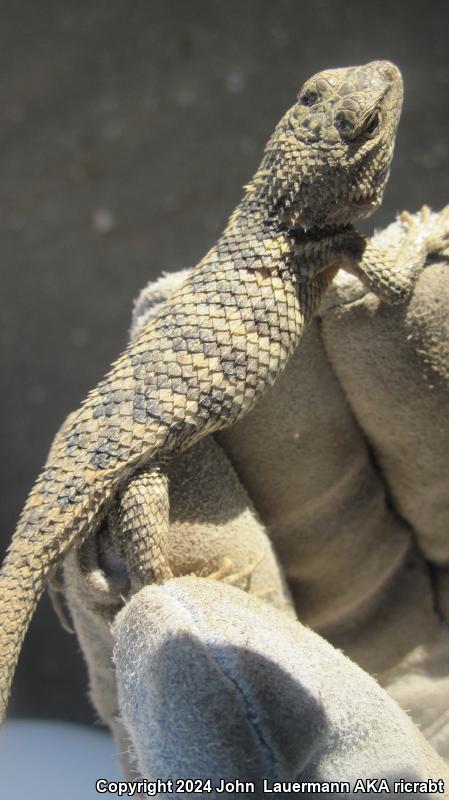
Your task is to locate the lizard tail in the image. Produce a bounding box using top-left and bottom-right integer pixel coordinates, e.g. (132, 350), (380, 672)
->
(0, 549), (49, 721)
(0, 484), (107, 722)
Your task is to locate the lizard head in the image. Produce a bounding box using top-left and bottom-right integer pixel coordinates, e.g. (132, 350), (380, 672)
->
(254, 60), (403, 229)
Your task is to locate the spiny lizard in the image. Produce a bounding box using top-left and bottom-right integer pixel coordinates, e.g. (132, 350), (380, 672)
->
(1, 61), (447, 720)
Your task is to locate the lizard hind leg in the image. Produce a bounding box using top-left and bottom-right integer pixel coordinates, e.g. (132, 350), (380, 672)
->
(111, 463), (173, 595)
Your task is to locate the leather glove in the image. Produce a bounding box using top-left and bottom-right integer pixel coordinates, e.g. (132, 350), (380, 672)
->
(63, 206), (449, 785)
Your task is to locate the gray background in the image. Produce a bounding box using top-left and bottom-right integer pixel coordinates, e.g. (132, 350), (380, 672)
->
(1, 0), (448, 723)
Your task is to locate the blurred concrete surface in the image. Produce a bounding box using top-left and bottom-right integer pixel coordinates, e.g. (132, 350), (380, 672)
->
(0, 720), (119, 797)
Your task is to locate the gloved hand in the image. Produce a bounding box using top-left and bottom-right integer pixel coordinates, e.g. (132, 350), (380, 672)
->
(63, 206), (449, 787)
(112, 577), (448, 791)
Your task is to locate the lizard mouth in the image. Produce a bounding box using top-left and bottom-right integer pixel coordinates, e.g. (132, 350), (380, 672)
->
(350, 190), (378, 207)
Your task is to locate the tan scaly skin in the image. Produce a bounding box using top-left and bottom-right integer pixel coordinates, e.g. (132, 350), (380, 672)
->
(1, 61), (448, 721)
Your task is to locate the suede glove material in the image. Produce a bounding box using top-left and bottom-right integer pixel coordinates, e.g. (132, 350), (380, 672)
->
(63, 209), (449, 782)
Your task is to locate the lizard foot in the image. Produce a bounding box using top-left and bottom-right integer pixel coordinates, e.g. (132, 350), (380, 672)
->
(400, 204), (449, 259)
(194, 553), (264, 591)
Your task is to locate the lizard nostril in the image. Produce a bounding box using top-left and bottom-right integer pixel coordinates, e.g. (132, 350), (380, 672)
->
(372, 60), (400, 85)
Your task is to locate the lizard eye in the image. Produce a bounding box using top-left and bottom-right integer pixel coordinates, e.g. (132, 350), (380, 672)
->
(299, 89), (319, 106)
(363, 109), (381, 137)
(335, 108), (356, 136)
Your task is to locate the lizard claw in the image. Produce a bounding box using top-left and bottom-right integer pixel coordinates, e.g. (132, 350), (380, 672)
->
(428, 204), (449, 255)
(48, 572), (75, 634)
(422, 204), (449, 258)
(420, 204), (432, 224)
(194, 553), (264, 590)
(399, 209), (418, 231)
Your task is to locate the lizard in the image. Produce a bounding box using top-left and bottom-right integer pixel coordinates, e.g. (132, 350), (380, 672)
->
(1, 60), (447, 721)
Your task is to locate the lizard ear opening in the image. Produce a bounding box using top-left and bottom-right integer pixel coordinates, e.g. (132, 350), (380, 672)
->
(362, 109), (382, 138)
(336, 107), (382, 142)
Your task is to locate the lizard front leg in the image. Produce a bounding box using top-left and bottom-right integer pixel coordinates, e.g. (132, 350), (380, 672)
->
(109, 463), (173, 594)
(341, 205), (449, 304)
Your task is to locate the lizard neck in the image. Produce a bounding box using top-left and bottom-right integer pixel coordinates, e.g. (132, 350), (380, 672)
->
(214, 183), (352, 282)
(213, 190), (299, 280)
(239, 135), (305, 230)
